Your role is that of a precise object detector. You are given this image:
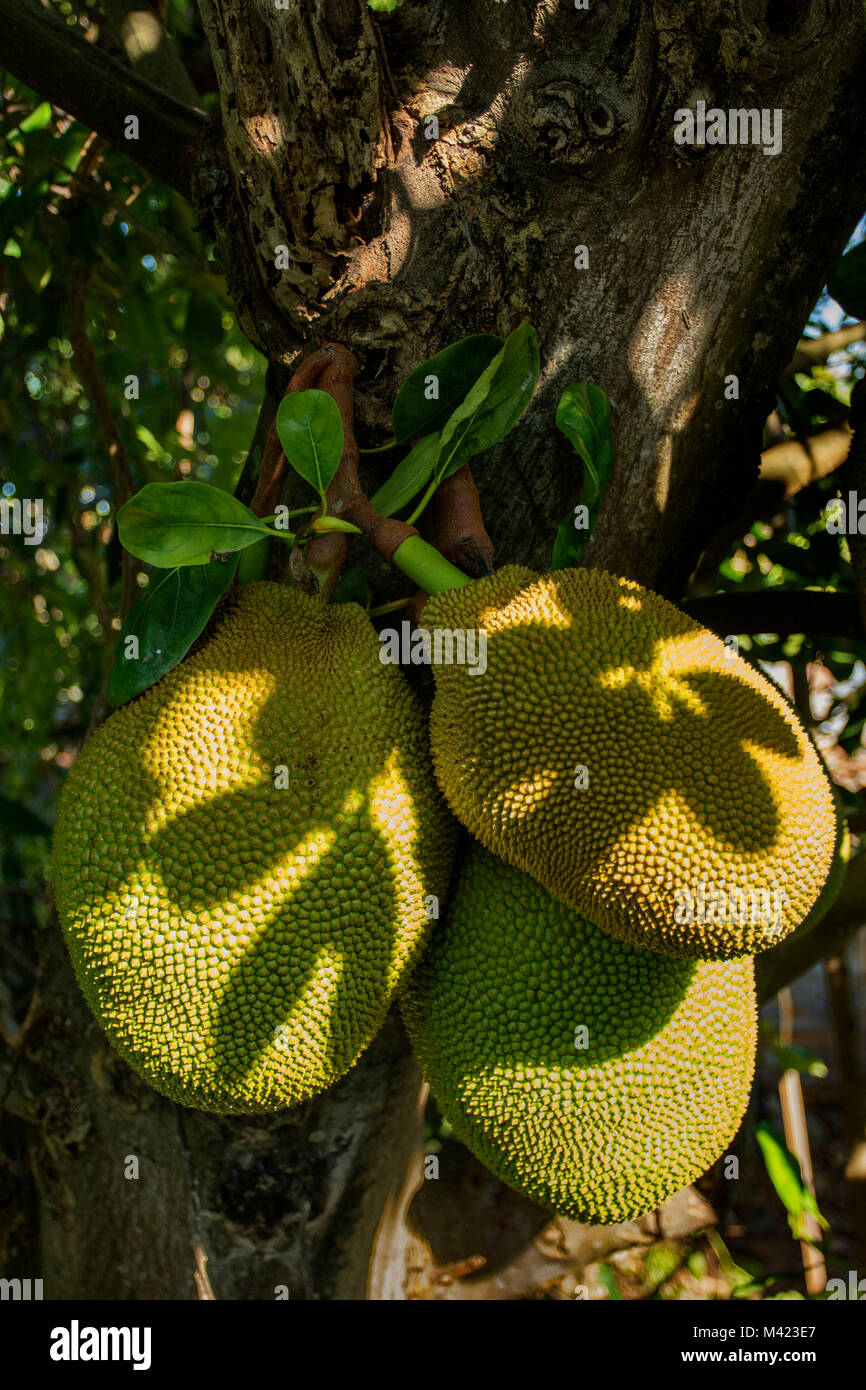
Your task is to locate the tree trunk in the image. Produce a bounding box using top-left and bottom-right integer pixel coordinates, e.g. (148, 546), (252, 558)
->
(194, 0), (866, 593)
(5, 0), (866, 1300)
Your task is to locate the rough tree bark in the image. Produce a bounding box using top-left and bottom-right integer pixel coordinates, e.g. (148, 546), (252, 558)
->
(4, 0), (866, 1300)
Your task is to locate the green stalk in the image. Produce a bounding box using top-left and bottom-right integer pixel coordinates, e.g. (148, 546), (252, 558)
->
(391, 534), (470, 594)
(369, 596), (412, 616)
(358, 439), (398, 455)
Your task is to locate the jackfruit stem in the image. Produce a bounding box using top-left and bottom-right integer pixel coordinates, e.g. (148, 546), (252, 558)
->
(391, 535), (471, 594)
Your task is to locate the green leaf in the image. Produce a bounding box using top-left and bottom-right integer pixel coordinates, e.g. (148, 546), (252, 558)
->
(108, 558), (237, 706)
(0, 795), (50, 837)
(705, 1229), (757, 1292)
(117, 481), (272, 567)
(755, 1122), (829, 1241)
(275, 389), (343, 501)
(370, 433), (440, 517)
(392, 334), (503, 445)
(135, 423), (170, 463)
(18, 102), (52, 135)
(432, 322), (539, 485)
(828, 239), (866, 320)
(551, 383), (615, 570)
(367, 0), (403, 10)
(555, 383), (614, 505)
(332, 564), (372, 609)
(782, 378), (849, 430)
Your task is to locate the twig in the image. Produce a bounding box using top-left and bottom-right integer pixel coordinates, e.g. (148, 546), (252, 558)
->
(823, 953), (866, 1262)
(293, 344), (420, 595)
(66, 190), (139, 620)
(759, 426), (852, 499)
(67, 131), (109, 197)
(776, 988), (826, 1295)
(193, 1244), (216, 1301)
(785, 323), (866, 375)
(173, 1105), (216, 1298)
(689, 426), (852, 598)
(248, 351), (326, 520)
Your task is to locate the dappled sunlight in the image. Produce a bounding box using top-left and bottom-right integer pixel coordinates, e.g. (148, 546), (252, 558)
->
(54, 585), (454, 1112)
(428, 568), (836, 956)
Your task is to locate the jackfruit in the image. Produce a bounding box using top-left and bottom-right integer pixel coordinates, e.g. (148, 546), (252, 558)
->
(401, 843), (757, 1225)
(52, 581), (455, 1113)
(420, 566), (836, 959)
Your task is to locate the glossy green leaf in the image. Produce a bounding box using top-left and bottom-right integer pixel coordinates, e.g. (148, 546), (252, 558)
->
(275, 389), (343, 500)
(551, 383), (615, 570)
(370, 433), (440, 517)
(555, 383), (614, 504)
(755, 1122), (829, 1241)
(108, 557), (237, 706)
(433, 322), (539, 485)
(117, 481), (272, 567)
(392, 334), (503, 445)
(828, 239), (866, 320)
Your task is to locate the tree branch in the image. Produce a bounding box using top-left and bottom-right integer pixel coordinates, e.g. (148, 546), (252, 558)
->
(0, 0), (209, 197)
(682, 591), (863, 640)
(785, 322), (866, 375)
(689, 426), (852, 599)
(759, 426), (853, 498)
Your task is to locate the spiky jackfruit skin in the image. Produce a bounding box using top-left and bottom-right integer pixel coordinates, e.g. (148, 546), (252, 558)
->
(401, 844), (757, 1225)
(421, 566), (836, 960)
(52, 582), (455, 1114)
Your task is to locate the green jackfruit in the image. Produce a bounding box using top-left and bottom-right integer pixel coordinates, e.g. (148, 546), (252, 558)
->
(420, 566), (836, 959)
(52, 582), (455, 1113)
(402, 843), (757, 1225)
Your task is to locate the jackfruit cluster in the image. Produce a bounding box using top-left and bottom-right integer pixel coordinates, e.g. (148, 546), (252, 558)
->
(420, 566), (837, 959)
(52, 582), (455, 1113)
(401, 843), (758, 1224)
